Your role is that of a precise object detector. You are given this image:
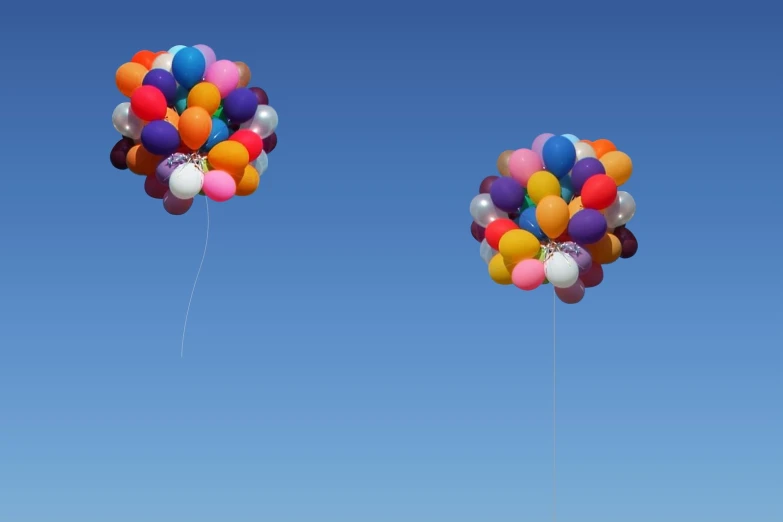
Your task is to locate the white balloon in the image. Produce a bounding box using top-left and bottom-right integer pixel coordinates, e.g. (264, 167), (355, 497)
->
(544, 252), (579, 288)
(168, 163), (204, 199)
(151, 52), (173, 72)
(479, 239), (497, 264)
(604, 191), (636, 228)
(469, 194), (508, 227)
(240, 105), (278, 138)
(253, 151), (268, 175)
(112, 102), (144, 140)
(574, 142), (597, 162)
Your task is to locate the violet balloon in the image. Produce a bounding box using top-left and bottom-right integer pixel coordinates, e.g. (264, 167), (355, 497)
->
(223, 88), (259, 123)
(489, 177), (525, 213)
(249, 86), (269, 105)
(567, 209), (607, 245)
(156, 154), (185, 185)
(142, 69), (178, 105)
(561, 242), (592, 274)
(570, 158), (605, 194)
(479, 175), (499, 194)
(141, 120), (180, 156)
(471, 221), (485, 242)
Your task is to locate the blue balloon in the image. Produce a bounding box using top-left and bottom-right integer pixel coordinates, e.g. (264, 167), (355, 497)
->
(171, 47), (206, 90)
(561, 133), (579, 144)
(560, 175), (575, 202)
(542, 136), (576, 179)
(519, 207), (546, 240)
(173, 85), (188, 114)
(204, 118), (230, 151)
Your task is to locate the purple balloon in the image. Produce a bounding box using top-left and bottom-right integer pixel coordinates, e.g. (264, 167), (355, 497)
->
(249, 86), (269, 105)
(568, 209), (607, 245)
(614, 226), (638, 258)
(163, 191), (194, 215)
(110, 137), (134, 170)
(561, 242), (592, 274)
(471, 221), (485, 242)
(571, 158), (606, 194)
(141, 121), (180, 156)
(143, 69), (178, 105)
(490, 177), (525, 213)
(156, 154), (185, 185)
(555, 280), (585, 304)
(223, 88), (259, 123)
(479, 175), (499, 194)
(263, 132), (277, 153)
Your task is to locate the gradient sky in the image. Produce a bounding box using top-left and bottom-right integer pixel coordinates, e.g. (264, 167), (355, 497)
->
(0, 2), (780, 521)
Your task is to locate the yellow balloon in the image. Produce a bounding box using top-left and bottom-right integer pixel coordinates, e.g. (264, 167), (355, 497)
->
(586, 233), (622, 264)
(498, 229), (540, 264)
(600, 151), (633, 186)
(187, 82), (222, 114)
(526, 171), (560, 204)
(488, 253), (513, 285)
(207, 141), (250, 177)
(568, 196), (584, 218)
(235, 164), (260, 196)
(535, 195), (570, 239)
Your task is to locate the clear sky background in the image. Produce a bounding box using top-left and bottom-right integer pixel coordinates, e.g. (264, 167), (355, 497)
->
(0, 2), (780, 521)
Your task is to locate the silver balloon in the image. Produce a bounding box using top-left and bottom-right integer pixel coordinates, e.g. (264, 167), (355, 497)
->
(469, 193), (508, 228)
(479, 239), (497, 264)
(604, 191), (636, 228)
(112, 102), (144, 140)
(253, 151), (268, 175)
(240, 105), (278, 139)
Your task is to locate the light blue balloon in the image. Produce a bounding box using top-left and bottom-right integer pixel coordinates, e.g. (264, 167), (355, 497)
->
(562, 133), (579, 144)
(560, 175), (575, 202)
(168, 45), (186, 55)
(204, 118), (230, 151)
(519, 207), (546, 240)
(171, 47), (206, 90)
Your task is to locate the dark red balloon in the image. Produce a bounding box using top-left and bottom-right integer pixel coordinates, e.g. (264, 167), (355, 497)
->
(471, 221), (485, 243)
(479, 175), (499, 194)
(581, 174), (617, 210)
(614, 226), (638, 258)
(484, 218), (519, 250)
(263, 132), (277, 153)
(110, 138), (134, 170)
(144, 174), (168, 199)
(249, 87), (269, 105)
(579, 263), (604, 288)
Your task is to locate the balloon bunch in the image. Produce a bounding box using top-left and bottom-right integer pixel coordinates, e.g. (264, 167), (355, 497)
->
(109, 45), (279, 215)
(469, 134), (639, 304)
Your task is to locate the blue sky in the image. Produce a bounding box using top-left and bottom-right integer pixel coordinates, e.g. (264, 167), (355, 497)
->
(0, 2), (780, 521)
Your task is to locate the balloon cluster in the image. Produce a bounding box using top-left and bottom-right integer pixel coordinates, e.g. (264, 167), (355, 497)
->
(109, 45), (279, 215)
(469, 134), (639, 304)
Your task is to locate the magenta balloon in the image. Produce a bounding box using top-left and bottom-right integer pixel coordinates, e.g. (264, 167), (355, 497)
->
(144, 175), (168, 199)
(555, 280), (585, 304)
(579, 263), (603, 288)
(163, 191), (194, 215)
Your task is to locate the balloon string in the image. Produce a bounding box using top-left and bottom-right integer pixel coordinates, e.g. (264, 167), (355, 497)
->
(181, 196), (210, 358)
(553, 286), (557, 522)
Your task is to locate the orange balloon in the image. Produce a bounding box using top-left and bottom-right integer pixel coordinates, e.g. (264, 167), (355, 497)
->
(178, 107), (213, 150)
(131, 50), (155, 70)
(164, 108), (180, 129)
(126, 145), (162, 176)
(586, 233), (622, 264)
(535, 195), (570, 239)
(187, 82), (222, 114)
(590, 139), (616, 158)
(568, 196), (585, 218)
(208, 141), (250, 177)
(115, 62), (148, 97)
(235, 164), (260, 196)
(235, 62), (252, 88)
(600, 151), (633, 186)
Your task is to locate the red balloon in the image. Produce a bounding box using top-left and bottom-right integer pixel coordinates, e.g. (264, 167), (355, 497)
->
(229, 129), (264, 161)
(580, 174), (617, 210)
(144, 174), (168, 199)
(579, 263), (604, 288)
(484, 218), (519, 250)
(130, 85), (167, 122)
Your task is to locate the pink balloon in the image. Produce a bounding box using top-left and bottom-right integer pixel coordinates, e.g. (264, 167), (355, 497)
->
(193, 44), (216, 69)
(555, 280), (585, 304)
(202, 170), (237, 202)
(579, 263), (603, 288)
(507, 149), (543, 187)
(511, 259), (546, 291)
(204, 60), (240, 98)
(531, 133), (554, 161)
